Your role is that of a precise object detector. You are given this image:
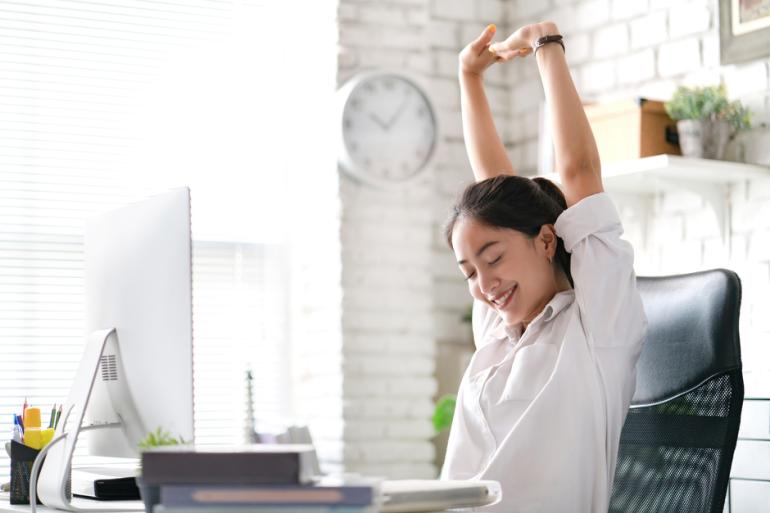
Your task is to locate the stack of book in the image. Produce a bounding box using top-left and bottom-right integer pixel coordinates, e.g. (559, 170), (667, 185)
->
(140, 444), (379, 513)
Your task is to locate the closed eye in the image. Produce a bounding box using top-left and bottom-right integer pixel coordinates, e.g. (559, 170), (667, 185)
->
(464, 272), (476, 281)
(489, 255), (502, 265)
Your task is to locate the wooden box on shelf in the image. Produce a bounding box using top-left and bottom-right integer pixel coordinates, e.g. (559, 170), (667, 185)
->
(585, 98), (681, 164)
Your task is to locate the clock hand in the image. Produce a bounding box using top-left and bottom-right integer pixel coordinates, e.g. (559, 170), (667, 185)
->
(385, 94), (410, 129)
(368, 113), (389, 130)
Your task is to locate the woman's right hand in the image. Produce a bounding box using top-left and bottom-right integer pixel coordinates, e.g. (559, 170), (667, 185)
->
(458, 24), (500, 77)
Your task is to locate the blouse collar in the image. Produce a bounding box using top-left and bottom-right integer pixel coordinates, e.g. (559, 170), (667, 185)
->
(491, 289), (575, 342)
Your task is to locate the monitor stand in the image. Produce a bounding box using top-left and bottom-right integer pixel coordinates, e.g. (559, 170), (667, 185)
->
(30, 329), (143, 512)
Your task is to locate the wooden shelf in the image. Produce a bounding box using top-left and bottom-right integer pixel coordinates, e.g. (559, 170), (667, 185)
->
(545, 155), (770, 242)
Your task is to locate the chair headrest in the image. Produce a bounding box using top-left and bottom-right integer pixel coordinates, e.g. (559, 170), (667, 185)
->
(632, 269), (742, 406)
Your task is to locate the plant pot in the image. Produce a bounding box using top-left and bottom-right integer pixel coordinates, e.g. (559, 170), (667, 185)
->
(676, 119), (731, 160)
(134, 476), (159, 513)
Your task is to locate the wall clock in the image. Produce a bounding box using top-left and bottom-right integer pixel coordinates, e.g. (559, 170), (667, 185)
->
(337, 71), (438, 187)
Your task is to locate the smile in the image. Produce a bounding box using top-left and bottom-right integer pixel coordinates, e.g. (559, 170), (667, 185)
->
(489, 285), (516, 309)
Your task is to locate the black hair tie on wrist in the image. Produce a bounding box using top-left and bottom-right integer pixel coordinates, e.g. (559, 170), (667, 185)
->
(533, 34), (565, 54)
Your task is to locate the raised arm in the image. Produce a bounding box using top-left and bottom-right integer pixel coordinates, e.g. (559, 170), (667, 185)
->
(458, 24), (515, 182)
(490, 22), (603, 207)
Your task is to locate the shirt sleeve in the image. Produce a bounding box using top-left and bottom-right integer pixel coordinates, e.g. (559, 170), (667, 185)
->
(554, 192), (647, 348)
(472, 299), (503, 349)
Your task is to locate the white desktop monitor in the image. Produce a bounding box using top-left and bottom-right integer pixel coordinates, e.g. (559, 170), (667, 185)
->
(83, 187), (194, 457)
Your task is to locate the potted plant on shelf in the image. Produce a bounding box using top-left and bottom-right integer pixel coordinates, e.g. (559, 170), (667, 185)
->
(136, 427), (187, 513)
(664, 85), (751, 160)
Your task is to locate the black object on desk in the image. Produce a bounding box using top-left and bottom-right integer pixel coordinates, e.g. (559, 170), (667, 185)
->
(10, 440), (42, 505)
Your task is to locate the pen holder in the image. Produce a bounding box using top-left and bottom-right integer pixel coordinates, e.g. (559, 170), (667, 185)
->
(9, 440), (71, 505)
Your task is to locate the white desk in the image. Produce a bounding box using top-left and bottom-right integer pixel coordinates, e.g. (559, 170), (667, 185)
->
(0, 494), (143, 512)
(0, 495), (458, 513)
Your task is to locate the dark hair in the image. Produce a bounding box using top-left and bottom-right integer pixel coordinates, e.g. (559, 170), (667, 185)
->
(444, 175), (573, 287)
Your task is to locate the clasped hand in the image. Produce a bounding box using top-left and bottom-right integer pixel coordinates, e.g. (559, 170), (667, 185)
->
(459, 21), (558, 76)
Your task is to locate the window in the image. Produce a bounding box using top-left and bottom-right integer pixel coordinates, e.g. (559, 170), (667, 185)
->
(0, 0), (335, 481)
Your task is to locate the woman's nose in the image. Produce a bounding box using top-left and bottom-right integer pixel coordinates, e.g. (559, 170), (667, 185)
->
(478, 272), (498, 297)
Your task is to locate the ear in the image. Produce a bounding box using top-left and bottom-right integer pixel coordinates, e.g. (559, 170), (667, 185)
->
(537, 224), (558, 260)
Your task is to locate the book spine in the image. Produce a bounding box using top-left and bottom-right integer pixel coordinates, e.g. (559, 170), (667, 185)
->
(160, 484), (373, 507)
(142, 453), (308, 486)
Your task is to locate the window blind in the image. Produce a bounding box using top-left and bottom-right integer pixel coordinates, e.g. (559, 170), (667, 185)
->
(0, 0), (334, 482)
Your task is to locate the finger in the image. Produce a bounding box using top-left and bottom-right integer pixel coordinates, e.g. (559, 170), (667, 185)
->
(498, 47), (533, 62)
(488, 32), (528, 55)
(490, 46), (530, 60)
(469, 24), (497, 53)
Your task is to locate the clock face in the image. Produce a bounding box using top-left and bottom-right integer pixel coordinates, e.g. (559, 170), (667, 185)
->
(340, 73), (436, 184)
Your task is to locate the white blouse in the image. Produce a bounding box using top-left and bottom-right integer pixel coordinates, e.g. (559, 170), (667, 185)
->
(440, 192), (648, 513)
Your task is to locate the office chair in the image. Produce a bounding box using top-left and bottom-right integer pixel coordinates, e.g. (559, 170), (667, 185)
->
(609, 269), (743, 513)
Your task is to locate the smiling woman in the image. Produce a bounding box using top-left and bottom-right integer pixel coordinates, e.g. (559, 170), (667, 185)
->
(445, 175), (573, 329)
(438, 21), (648, 513)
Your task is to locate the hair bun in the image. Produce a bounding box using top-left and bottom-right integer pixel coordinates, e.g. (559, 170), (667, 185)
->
(532, 177), (567, 210)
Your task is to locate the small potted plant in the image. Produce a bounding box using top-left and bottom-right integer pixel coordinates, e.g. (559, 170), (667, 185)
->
(136, 427), (187, 513)
(665, 85), (751, 160)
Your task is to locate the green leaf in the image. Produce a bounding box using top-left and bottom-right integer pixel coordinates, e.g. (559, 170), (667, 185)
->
(432, 394), (457, 434)
(138, 426), (187, 451)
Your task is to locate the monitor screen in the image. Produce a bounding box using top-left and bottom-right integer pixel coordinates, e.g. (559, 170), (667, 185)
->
(83, 188), (194, 457)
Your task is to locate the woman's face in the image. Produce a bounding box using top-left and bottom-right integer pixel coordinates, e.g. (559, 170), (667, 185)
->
(452, 216), (562, 328)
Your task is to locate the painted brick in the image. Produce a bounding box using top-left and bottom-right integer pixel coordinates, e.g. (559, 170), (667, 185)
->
(649, 214), (684, 244)
(681, 68), (723, 88)
(723, 62), (769, 100)
(345, 334), (436, 357)
(511, 79), (544, 115)
(357, 4), (409, 26)
(580, 60), (617, 93)
(435, 107), (463, 138)
(656, 190), (703, 213)
(668, 2), (711, 38)
(427, 19), (459, 48)
(478, 0), (506, 22)
(568, 32), (592, 64)
(617, 49), (655, 84)
(637, 79), (678, 101)
(702, 237), (730, 269)
(574, 0), (611, 31)
(549, 5), (579, 35)
(431, 0), (475, 21)
(684, 208), (721, 240)
(344, 355), (435, 376)
(658, 38), (701, 77)
(701, 33), (720, 68)
(429, 77), (460, 109)
(658, 238), (702, 273)
(611, 0), (648, 20)
(592, 23), (629, 59)
(339, 23), (425, 50)
(630, 11), (668, 50)
(511, 0), (553, 20)
(406, 6), (430, 26)
(748, 229), (770, 262)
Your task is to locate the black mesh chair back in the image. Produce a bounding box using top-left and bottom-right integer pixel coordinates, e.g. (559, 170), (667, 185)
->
(609, 269), (743, 513)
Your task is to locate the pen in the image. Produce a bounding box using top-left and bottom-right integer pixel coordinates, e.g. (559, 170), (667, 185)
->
(54, 404), (62, 429)
(48, 404), (56, 428)
(11, 415), (23, 443)
(21, 397), (28, 430)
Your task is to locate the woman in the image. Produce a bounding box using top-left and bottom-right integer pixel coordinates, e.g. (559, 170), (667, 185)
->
(440, 21), (648, 513)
